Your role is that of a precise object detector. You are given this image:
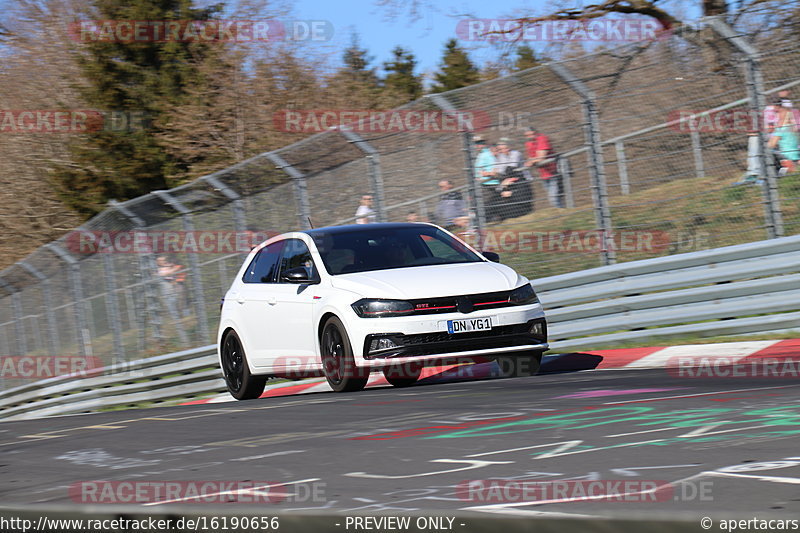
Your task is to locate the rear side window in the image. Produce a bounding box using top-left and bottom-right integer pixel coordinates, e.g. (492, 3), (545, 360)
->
(242, 241), (284, 283)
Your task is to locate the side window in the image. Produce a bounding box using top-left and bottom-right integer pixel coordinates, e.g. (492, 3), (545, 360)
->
(242, 241), (284, 283)
(278, 239), (317, 282)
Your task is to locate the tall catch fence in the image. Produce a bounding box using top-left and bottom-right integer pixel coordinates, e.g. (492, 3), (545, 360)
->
(1, 17), (800, 387)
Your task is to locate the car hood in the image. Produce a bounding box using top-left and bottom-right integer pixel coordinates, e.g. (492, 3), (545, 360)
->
(329, 261), (525, 299)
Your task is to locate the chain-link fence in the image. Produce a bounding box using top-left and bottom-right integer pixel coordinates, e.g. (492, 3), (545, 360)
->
(2, 17), (800, 385)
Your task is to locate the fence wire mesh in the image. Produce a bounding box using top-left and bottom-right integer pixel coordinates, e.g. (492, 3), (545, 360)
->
(2, 17), (800, 385)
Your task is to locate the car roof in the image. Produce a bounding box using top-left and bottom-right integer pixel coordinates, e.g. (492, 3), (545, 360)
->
(302, 222), (434, 237)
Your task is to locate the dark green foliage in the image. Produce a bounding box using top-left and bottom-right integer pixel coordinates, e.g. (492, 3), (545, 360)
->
(430, 38), (480, 93)
(52, 0), (222, 216)
(513, 44), (541, 71)
(383, 46), (422, 102)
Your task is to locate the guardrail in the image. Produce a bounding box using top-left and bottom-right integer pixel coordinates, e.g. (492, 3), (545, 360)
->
(540, 233), (800, 350)
(1, 235), (799, 421)
(0, 346), (223, 421)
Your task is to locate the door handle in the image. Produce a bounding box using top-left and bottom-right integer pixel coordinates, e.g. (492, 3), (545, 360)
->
(267, 296), (277, 305)
(236, 295), (245, 304)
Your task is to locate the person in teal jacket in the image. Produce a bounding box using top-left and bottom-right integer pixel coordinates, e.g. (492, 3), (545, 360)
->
(474, 137), (497, 185)
(769, 106), (800, 175)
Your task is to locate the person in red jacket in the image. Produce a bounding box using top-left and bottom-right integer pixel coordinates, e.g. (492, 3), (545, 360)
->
(524, 126), (564, 208)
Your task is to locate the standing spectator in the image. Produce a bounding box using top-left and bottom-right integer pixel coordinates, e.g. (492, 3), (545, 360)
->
(764, 92), (800, 141)
(156, 255), (185, 317)
(769, 105), (800, 175)
(355, 194), (376, 224)
(524, 126), (563, 208)
(406, 211), (420, 222)
(434, 180), (467, 229)
(474, 136), (496, 185)
(493, 137), (524, 176)
(493, 138), (532, 218)
(738, 96), (794, 184)
(474, 136), (501, 222)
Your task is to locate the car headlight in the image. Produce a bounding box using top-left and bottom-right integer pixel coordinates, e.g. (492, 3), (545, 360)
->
(508, 284), (539, 305)
(352, 299), (415, 318)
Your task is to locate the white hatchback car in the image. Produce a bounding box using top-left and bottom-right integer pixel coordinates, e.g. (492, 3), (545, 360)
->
(218, 223), (548, 399)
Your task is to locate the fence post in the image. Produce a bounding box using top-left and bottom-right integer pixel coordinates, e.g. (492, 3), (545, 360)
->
(557, 156), (576, 208)
(0, 278), (27, 356)
(100, 251), (125, 364)
(202, 175), (247, 233)
(690, 129), (706, 179)
(152, 191), (210, 343)
(266, 153), (312, 230)
(108, 200), (167, 348)
(18, 261), (60, 357)
(707, 18), (784, 239)
(44, 243), (91, 357)
(337, 127), (388, 223)
(614, 142), (630, 195)
(550, 62), (616, 265)
(429, 93), (486, 242)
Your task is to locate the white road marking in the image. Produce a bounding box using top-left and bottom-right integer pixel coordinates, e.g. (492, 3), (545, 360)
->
(230, 450), (306, 462)
(605, 427), (681, 438)
(345, 459), (513, 479)
(609, 464), (702, 476)
(709, 471), (800, 484)
(467, 441), (584, 458)
(603, 385), (790, 405)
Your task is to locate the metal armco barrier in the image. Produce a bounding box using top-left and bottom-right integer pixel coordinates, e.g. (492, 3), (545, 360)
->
(1, 235), (798, 421)
(0, 346), (221, 421)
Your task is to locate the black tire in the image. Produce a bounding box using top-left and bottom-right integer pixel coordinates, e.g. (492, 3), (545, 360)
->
(221, 330), (267, 400)
(383, 362), (423, 388)
(321, 316), (369, 392)
(495, 351), (543, 378)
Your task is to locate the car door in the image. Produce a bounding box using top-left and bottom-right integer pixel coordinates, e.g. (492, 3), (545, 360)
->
(237, 240), (284, 367)
(269, 238), (319, 366)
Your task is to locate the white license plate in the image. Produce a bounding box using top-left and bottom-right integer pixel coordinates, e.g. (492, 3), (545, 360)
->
(447, 317), (493, 334)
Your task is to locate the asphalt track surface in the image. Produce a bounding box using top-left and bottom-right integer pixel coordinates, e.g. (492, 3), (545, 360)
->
(1, 356), (799, 522)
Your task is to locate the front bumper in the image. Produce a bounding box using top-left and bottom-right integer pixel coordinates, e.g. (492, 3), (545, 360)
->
(363, 318), (547, 359)
(345, 303), (548, 365)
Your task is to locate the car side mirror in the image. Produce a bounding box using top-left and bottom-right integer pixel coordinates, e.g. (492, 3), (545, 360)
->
(482, 251), (501, 263)
(281, 266), (318, 284)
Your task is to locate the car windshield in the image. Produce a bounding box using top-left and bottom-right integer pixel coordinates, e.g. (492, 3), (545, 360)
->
(311, 226), (483, 275)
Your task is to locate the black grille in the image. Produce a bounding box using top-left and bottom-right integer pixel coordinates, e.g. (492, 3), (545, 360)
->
(408, 289), (513, 315)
